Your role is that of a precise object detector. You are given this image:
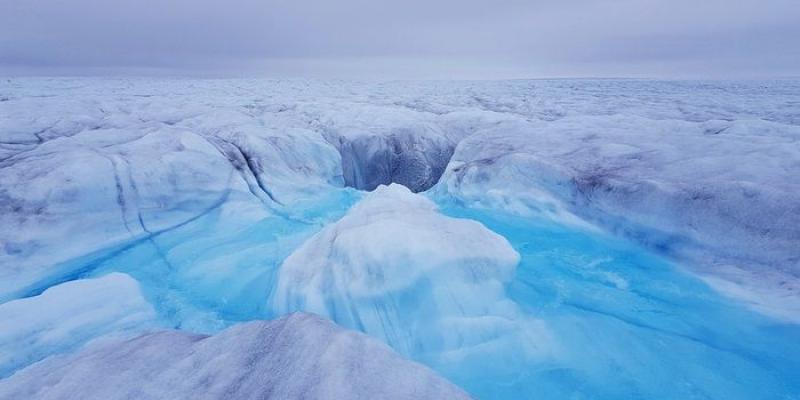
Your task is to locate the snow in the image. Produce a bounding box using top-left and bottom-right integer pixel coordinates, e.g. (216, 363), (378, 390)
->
(0, 273), (158, 377)
(0, 312), (471, 400)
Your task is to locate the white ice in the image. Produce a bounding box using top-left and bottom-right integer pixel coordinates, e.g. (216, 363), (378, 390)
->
(0, 312), (471, 400)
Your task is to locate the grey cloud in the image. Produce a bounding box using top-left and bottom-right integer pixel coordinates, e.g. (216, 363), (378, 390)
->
(0, 0), (798, 78)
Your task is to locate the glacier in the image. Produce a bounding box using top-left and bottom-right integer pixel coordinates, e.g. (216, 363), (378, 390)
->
(0, 78), (799, 399)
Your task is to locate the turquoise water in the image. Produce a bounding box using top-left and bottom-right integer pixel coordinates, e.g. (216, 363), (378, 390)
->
(35, 190), (800, 399)
(435, 201), (800, 399)
(83, 189), (364, 331)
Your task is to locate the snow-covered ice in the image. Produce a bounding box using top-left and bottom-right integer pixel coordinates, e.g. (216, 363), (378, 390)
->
(0, 273), (158, 377)
(0, 312), (471, 400)
(1, 78), (799, 399)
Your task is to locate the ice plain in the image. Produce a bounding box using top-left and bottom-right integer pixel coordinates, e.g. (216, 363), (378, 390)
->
(0, 78), (799, 399)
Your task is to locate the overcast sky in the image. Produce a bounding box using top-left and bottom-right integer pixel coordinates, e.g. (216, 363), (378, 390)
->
(1, 0), (799, 79)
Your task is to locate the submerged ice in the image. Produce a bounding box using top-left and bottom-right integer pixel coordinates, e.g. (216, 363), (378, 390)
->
(1, 78), (799, 399)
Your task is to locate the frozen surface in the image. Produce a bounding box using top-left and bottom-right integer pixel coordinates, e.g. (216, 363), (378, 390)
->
(1, 78), (799, 399)
(0, 273), (158, 377)
(0, 312), (470, 400)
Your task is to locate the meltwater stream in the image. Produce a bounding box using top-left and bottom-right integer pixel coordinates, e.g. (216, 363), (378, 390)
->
(434, 201), (800, 399)
(24, 187), (800, 400)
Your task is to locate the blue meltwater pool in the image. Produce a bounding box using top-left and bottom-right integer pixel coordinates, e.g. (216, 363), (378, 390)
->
(35, 187), (800, 400)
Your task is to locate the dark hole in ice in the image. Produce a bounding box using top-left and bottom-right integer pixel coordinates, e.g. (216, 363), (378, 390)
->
(337, 134), (454, 193)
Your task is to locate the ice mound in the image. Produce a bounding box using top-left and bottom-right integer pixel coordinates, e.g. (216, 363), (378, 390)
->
(0, 313), (471, 400)
(270, 184), (551, 358)
(0, 273), (158, 377)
